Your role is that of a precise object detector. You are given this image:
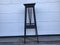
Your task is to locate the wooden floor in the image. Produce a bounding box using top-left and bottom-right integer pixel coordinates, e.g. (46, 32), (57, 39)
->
(0, 42), (60, 45)
(0, 35), (60, 45)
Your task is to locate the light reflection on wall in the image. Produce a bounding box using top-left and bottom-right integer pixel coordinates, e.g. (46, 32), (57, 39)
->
(0, 0), (60, 36)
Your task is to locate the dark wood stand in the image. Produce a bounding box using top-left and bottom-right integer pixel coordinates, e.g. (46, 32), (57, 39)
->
(24, 3), (39, 43)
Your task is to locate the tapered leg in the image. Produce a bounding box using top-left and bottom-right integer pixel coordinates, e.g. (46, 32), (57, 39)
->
(33, 6), (39, 43)
(24, 7), (27, 43)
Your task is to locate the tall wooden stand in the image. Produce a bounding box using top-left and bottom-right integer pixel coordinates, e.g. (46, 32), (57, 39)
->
(24, 3), (39, 43)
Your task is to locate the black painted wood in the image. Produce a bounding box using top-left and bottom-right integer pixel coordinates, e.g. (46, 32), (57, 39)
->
(24, 3), (39, 43)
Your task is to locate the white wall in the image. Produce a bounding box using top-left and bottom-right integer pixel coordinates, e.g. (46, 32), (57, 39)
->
(0, 0), (60, 36)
